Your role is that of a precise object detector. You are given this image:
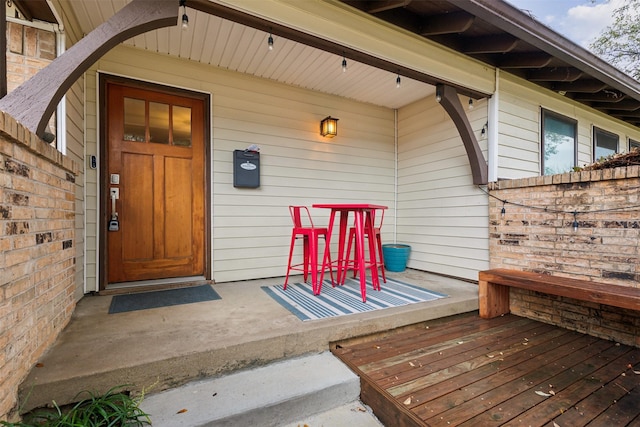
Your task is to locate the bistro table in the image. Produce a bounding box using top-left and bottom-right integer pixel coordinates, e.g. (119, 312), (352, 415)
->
(312, 203), (387, 302)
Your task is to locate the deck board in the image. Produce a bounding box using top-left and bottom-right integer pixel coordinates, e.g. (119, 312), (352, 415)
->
(331, 313), (640, 427)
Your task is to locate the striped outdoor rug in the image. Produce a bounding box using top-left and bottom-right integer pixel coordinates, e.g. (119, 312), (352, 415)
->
(261, 277), (447, 321)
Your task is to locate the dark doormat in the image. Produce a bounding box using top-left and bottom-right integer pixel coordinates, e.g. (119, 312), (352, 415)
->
(109, 284), (221, 314)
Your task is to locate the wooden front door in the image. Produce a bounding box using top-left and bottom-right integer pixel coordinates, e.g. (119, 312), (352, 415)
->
(106, 82), (205, 284)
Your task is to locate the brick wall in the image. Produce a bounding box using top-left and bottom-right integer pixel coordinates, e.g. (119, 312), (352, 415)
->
(6, 21), (56, 144)
(488, 167), (640, 347)
(6, 21), (56, 92)
(0, 114), (78, 421)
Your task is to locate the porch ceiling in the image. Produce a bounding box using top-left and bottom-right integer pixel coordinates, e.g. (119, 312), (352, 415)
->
(54, 1), (640, 126)
(68, 0), (434, 110)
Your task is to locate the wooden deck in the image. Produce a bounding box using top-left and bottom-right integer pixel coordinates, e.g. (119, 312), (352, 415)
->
(331, 312), (640, 427)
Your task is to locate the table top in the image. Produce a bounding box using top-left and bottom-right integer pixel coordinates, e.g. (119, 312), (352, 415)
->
(312, 203), (387, 210)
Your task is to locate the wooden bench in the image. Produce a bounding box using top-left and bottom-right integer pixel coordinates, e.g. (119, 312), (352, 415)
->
(478, 268), (640, 319)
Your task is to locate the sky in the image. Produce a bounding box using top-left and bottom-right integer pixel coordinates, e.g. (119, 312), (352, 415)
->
(505, 0), (626, 48)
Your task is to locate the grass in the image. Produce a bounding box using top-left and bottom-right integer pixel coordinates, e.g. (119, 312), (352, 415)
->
(1, 386), (151, 427)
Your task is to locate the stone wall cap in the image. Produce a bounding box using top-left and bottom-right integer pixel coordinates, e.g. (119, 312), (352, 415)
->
(0, 111), (78, 175)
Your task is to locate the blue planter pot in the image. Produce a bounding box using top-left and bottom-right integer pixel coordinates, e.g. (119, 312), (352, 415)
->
(382, 244), (411, 272)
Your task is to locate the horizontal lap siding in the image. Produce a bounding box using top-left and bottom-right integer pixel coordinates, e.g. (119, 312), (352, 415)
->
(498, 74), (640, 181)
(66, 78), (85, 299)
(397, 97), (489, 281)
(87, 46), (395, 284)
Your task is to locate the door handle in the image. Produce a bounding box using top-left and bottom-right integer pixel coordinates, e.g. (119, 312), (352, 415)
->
(108, 188), (120, 231)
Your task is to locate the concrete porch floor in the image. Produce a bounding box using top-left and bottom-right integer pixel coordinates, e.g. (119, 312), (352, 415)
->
(18, 269), (479, 413)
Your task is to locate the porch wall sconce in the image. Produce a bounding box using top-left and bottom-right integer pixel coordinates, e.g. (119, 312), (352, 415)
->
(320, 116), (339, 138)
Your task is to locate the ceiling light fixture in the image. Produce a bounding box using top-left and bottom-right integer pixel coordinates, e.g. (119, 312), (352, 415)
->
(435, 86), (442, 103)
(268, 32), (274, 50)
(468, 98), (474, 109)
(320, 116), (338, 138)
(342, 56), (347, 72)
(396, 74), (401, 88)
(180, 0), (188, 30)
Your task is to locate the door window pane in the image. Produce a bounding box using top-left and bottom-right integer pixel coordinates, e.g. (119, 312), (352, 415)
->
(173, 106), (192, 147)
(123, 97), (146, 142)
(149, 102), (170, 144)
(594, 127), (618, 161)
(542, 109), (577, 175)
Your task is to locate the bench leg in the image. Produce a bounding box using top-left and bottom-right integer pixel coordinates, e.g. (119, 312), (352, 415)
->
(479, 280), (510, 319)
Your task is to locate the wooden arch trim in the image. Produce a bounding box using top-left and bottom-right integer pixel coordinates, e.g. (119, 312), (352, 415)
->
(0, 0), (178, 138)
(437, 84), (488, 185)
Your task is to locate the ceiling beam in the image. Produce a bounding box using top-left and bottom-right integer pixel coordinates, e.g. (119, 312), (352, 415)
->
(366, 0), (411, 14)
(463, 35), (518, 54)
(611, 111), (640, 119)
(498, 53), (552, 68)
(592, 99), (640, 111)
(552, 80), (609, 93)
(573, 91), (626, 103)
(420, 11), (475, 35)
(528, 67), (583, 82)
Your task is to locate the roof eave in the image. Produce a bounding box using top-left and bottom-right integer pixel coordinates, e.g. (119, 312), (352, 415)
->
(455, 0), (640, 102)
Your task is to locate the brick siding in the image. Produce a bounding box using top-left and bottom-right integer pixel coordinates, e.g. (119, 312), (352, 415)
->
(488, 168), (640, 347)
(7, 21), (55, 92)
(0, 114), (78, 420)
(6, 21), (56, 145)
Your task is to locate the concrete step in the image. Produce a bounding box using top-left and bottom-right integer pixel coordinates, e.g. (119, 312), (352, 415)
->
(140, 352), (378, 427)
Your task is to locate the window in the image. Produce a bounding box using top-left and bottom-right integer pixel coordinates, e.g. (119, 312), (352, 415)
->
(593, 127), (618, 161)
(541, 109), (577, 175)
(122, 97), (192, 147)
(629, 138), (640, 151)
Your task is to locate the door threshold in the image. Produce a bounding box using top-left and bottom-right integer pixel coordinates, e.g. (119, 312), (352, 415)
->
(101, 276), (213, 296)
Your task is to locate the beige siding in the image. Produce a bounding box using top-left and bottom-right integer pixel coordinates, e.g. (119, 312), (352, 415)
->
(84, 71), (98, 292)
(55, 0), (88, 297)
(497, 74), (640, 180)
(84, 46), (395, 286)
(65, 77), (85, 300)
(396, 96), (490, 281)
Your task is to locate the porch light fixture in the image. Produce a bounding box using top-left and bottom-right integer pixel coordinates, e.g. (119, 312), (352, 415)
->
(180, 0), (188, 30)
(320, 116), (338, 138)
(468, 98), (474, 109)
(396, 74), (401, 88)
(268, 32), (274, 50)
(435, 85), (442, 103)
(342, 56), (347, 72)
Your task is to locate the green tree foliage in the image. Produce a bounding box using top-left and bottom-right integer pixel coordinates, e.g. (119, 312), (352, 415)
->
(590, 0), (640, 80)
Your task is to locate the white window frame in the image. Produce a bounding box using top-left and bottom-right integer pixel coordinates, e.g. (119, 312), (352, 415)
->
(593, 126), (619, 162)
(541, 108), (577, 176)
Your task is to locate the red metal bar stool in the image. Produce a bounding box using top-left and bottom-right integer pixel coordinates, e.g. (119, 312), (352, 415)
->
(343, 209), (386, 285)
(284, 206), (332, 294)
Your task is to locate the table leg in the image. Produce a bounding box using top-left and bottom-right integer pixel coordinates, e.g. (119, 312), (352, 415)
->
(353, 209), (367, 302)
(336, 211), (349, 285)
(319, 210), (337, 294)
(365, 209), (380, 291)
